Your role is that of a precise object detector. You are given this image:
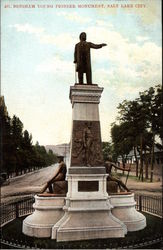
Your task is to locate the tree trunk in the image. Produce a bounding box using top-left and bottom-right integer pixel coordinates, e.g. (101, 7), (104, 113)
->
(139, 134), (144, 181)
(122, 155), (125, 174)
(7, 171), (9, 179)
(144, 149), (149, 179)
(150, 133), (155, 182)
(134, 146), (138, 177)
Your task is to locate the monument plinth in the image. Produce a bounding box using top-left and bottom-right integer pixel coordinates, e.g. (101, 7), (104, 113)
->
(51, 84), (127, 241)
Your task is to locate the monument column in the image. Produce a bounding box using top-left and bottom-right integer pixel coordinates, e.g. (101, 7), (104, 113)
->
(70, 84), (103, 168)
(67, 84), (108, 198)
(51, 84), (127, 241)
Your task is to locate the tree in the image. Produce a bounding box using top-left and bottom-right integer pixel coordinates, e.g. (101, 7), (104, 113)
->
(102, 142), (113, 161)
(33, 142), (57, 168)
(111, 122), (133, 167)
(112, 84), (162, 182)
(21, 130), (33, 173)
(10, 116), (24, 175)
(117, 99), (148, 179)
(1, 97), (58, 177)
(47, 149), (58, 165)
(139, 85), (162, 182)
(0, 106), (12, 176)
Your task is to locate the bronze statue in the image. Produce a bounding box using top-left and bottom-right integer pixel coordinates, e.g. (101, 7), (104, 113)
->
(105, 161), (131, 192)
(74, 32), (107, 84)
(41, 156), (67, 193)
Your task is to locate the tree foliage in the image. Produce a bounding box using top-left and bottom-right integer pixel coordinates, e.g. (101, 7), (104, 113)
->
(0, 103), (57, 176)
(111, 122), (133, 166)
(102, 142), (113, 161)
(110, 85), (162, 182)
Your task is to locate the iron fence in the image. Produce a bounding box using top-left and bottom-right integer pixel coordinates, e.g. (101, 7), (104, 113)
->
(0, 195), (34, 226)
(135, 193), (162, 217)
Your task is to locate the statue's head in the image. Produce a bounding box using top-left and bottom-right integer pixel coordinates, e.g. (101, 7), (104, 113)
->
(79, 32), (86, 41)
(105, 156), (112, 162)
(58, 156), (64, 163)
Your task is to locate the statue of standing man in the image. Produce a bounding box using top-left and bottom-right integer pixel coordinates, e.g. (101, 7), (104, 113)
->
(74, 32), (107, 84)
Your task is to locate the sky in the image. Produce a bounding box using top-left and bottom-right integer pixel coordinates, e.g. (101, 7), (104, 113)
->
(1, 0), (162, 146)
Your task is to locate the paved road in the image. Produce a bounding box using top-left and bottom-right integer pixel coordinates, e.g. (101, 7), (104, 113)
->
(1, 164), (58, 203)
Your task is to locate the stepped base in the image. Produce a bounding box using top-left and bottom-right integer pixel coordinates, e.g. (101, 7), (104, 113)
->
(51, 167), (127, 241)
(52, 206), (127, 241)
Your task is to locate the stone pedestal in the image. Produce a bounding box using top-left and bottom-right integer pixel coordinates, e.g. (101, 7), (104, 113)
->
(52, 167), (127, 241)
(23, 195), (65, 238)
(110, 193), (146, 232)
(51, 85), (127, 241)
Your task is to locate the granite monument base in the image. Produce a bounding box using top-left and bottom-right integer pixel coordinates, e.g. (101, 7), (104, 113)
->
(22, 184), (146, 241)
(51, 167), (127, 241)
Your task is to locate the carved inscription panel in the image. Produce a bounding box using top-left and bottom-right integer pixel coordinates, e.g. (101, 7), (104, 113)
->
(78, 181), (99, 192)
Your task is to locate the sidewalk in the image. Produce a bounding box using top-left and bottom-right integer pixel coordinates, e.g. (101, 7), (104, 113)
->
(122, 176), (162, 196)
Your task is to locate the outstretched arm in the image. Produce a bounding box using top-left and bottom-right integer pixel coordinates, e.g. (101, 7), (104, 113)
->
(109, 161), (130, 172)
(90, 42), (107, 49)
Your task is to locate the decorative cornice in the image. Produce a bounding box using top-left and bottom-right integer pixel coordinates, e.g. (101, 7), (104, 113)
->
(69, 84), (103, 105)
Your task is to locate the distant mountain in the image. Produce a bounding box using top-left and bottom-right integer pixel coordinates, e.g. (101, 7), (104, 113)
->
(45, 143), (70, 157)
